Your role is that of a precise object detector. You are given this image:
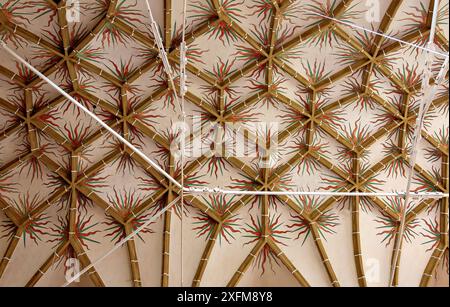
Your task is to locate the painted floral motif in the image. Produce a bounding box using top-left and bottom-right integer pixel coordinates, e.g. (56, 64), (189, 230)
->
(189, 0), (245, 45)
(193, 194), (241, 244)
(48, 214), (101, 249)
(401, 1), (449, 48)
(301, 0), (364, 47)
(6, 193), (50, 246)
(0, 172), (16, 195)
(287, 195), (339, 244)
(424, 127), (448, 163)
(47, 213), (100, 272)
(243, 214), (289, 274)
(288, 136), (330, 175)
(88, 0), (147, 47)
(375, 198), (420, 246)
(104, 189), (155, 244)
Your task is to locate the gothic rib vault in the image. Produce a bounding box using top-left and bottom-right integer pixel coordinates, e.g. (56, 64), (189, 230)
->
(0, 0), (448, 287)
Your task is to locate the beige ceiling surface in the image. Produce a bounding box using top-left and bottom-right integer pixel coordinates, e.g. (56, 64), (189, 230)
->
(0, 0), (448, 287)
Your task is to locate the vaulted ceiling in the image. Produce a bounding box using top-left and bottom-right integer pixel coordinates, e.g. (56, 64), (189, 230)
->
(0, 0), (448, 287)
